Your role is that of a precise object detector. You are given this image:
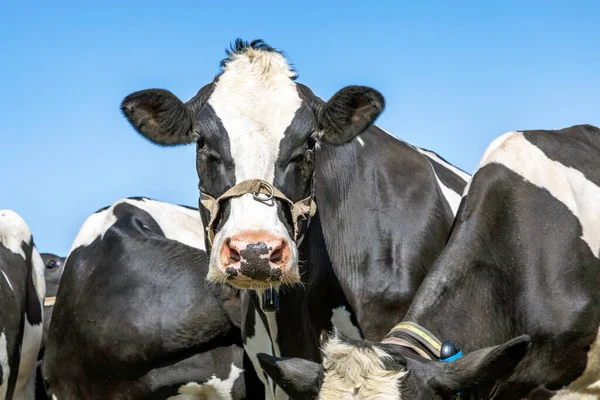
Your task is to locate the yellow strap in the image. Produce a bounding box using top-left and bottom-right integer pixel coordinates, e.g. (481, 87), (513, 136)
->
(44, 296), (56, 307)
(388, 322), (442, 352)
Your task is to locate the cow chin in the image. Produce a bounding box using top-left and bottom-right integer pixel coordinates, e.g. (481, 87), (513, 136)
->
(206, 227), (300, 290)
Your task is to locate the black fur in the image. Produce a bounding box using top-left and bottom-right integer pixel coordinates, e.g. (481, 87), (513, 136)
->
(257, 354), (323, 400)
(318, 85), (385, 145)
(121, 89), (197, 146)
(43, 198), (245, 399)
(121, 39), (468, 399)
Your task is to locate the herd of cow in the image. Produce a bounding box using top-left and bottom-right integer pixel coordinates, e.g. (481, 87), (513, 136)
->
(1, 39), (599, 400)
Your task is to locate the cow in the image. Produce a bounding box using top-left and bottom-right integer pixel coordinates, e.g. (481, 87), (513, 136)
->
(39, 253), (64, 349)
(257, 124), (600, 399)
(42, 197), (245, 399)
(34, 254), (65, 400)
(120, 39), (469, 398)
(0, 210), (45, 399)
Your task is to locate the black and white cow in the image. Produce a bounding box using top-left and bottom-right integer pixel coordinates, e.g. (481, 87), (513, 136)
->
(35, 253), (65, 400)
(121, 39), (469, 398)
(0, 210), (45, 399)
(39, 253), (64, 349)
(42, 197), (245, 399)
(258, 124), (600, 399)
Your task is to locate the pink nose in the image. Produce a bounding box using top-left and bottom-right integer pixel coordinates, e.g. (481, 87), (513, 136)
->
(220, 231), (289, 281)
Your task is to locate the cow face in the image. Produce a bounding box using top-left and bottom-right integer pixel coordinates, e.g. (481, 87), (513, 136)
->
(41, 253), (65, 298)
(121, 40), (384, 290)
(257, 335), (530, 399)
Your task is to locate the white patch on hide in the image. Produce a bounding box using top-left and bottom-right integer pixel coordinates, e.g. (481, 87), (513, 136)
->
(331, 306), (362, 340)
(0, 210), (32, 258)
(168, 363), (243, 400)
(69, 198), (205, 254)
(474, 131), (600, 258)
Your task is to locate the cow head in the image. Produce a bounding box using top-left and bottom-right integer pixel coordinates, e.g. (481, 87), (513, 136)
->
(42, 253), (65, 298)
(121, 39), (384, 290)
(41, 253), (65, 346)
(257, 334), (530, 399)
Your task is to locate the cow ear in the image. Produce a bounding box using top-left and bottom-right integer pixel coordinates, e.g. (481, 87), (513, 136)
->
(121, 89), (197, 146)
(428, 335), (531, 395)
(316, 85), (385, 146)
(257, 353), (323, 399)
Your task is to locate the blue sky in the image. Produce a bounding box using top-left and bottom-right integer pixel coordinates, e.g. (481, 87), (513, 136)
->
(2, 1), (599, 255)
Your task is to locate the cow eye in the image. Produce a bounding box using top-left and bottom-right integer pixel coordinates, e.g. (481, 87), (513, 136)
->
(307, 136), (317, 150)
(47, 260), (57, 269)
(197, 136), (206, 149)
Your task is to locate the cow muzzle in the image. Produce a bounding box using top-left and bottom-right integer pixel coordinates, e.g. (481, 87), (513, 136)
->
(221, 231), (291, 283)
(201, 179), (316, 290)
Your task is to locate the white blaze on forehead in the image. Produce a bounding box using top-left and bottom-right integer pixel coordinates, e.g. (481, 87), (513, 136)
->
(320, 337), (407, 399)
(0, 210), (32, 259)
(474, 131), (600, 258)
(69, 198), (205, 254)
(208, 49), (302, 184)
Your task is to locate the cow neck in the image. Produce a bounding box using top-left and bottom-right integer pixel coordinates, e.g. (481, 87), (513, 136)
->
(400, 233), (516, 355)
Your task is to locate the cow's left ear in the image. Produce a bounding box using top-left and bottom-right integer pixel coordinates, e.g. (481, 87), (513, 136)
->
(257, 353), (323, 399)
(316, 85), (385, 146)
(121, 89), (198, 146)
(428, 335), (531, 396)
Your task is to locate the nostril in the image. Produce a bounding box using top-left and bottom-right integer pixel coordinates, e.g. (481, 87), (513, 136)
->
(270, 246), (283, 263)
(230, 248), (241, 262)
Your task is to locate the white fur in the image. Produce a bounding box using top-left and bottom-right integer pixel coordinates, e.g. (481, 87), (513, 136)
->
(244, 304), (287, 400)
(554, 328), (600, 398)
(207, 48), (302, 276)
(435, 173), (462, 215)
(168, 363), (243, 400)
(417, 148), (471, 183)
(69, 198), (205, 254)
(68, 206), (114, 253)
(463, 131), (516, 196)
(14, 247), (45, 400)
(1, 269), (13, 292)
(475, 131), (600, 258)
(331, 306), (362, 340)
(319, 337), (407, 399)
(0, 210), (45, 400)
(356, 136), (365, 147)
(0, 210), (32, 259)
(0, 332), (9, 399)
(415, 148), (469, 216)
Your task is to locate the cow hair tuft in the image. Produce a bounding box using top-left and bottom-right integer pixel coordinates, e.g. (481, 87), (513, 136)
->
(219, 38), (298, 80)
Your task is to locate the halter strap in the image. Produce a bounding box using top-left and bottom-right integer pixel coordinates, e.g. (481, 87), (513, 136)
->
(200, 179), (316, 247)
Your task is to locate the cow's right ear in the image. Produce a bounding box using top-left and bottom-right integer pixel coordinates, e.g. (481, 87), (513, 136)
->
(257, 353), (323, 399)
(121, 89), (197, 146)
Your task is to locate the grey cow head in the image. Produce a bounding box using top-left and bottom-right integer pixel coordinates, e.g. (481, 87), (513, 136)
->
(257, 334), (531, 399)
(121, 39), (384, 291)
